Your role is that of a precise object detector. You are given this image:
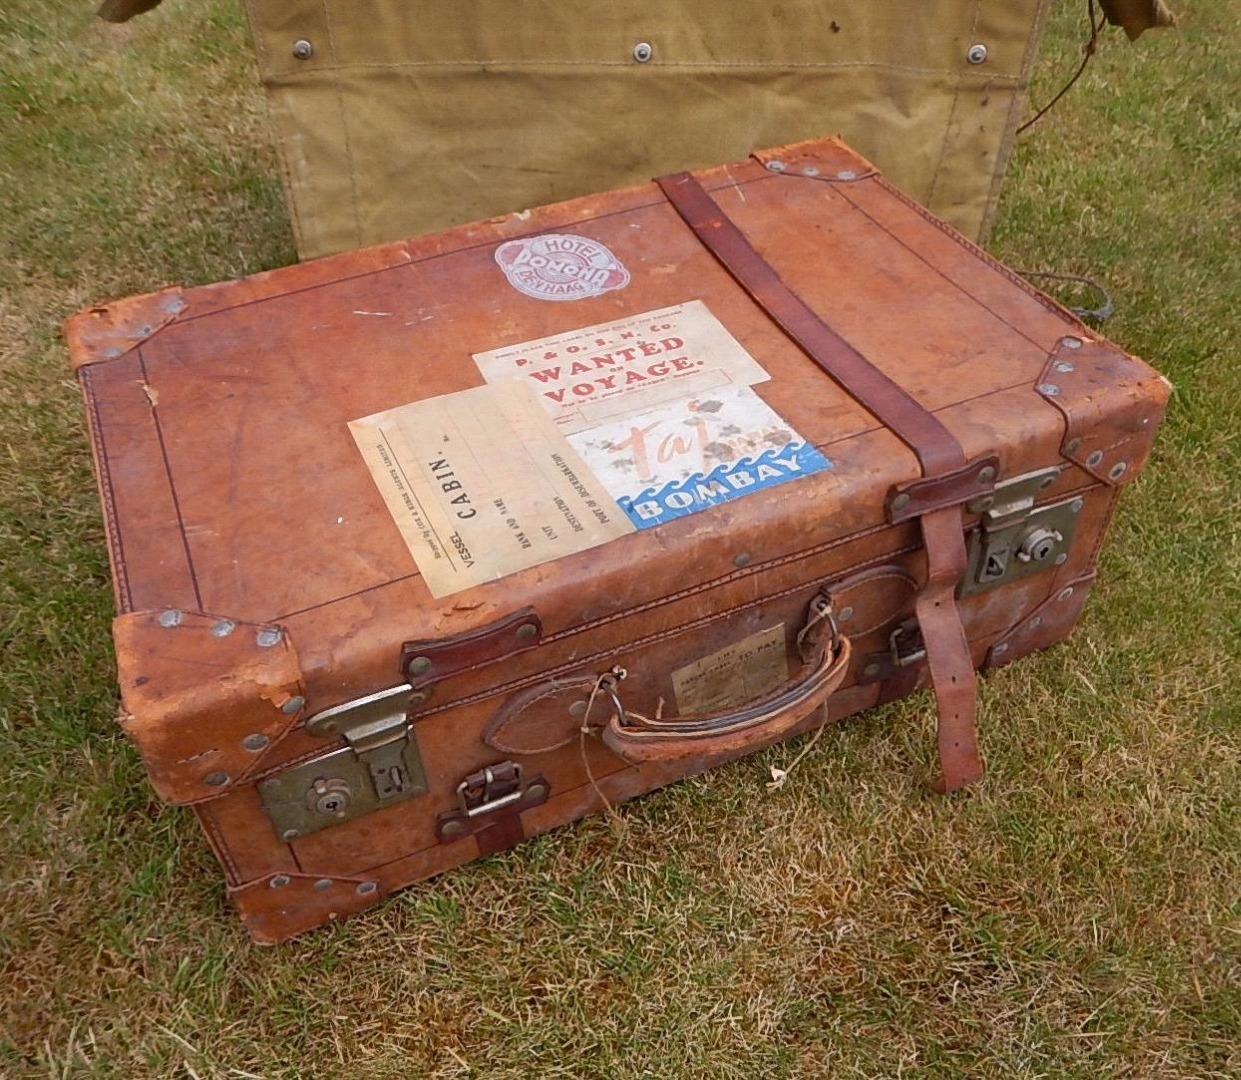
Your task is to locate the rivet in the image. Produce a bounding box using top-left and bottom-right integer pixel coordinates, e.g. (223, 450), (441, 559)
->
(356, 881), (378, 896)
(1058, 587), (1075, 602)
(281, 829), (300, 842)
(1061, 336), (1083, 350)
(1108, 461), (1128, 481)
(280, 696), (305, 715)
(407, 655), (433, 676)
(1070, 498), (1084, 514)
(733, 552), (752, 568)
(862, 662), (882, 680)
(966, 43), (988, 64)
(838, 606), (854, 622)
(136, 325), (152, 336)
(1054, 553), (1068, 566)
(1064, 438), (1083, 454)
(569, 700), (589, 717)
(993, 643), (1009, 656)
(1055, 361), (1076, 374)
(1028, 616), (1042, 630)
(836, 169), (857, 181)
(270, 874), (291, 888)
(441, 819), (465, 838)
(1040, 474), (1057, 489)
(292, 39), (314, 60)
(166, 297), (187, 314)
(890, 493), (910, 513)
(408, 688), (431, 708)
(158, 609), (182, 628)
(515, 623), (539, 643)
(256, 627), (281, 648)
(1086, 450), (1104, 468)
(210, 619), (235, 637)
(974, 496), (995, 512)
(313, 878), (333, 891)
(632, 41), (653, 63)
(243, 733), (270, 752)
(977, 465), (996, 484)
(802, 166), (820, 177)
(766, 160), (786, 172)
(1038, 383), (1060, 396)
(527, 782), (549, 801)
(104, 346), (123, 359)
(203, 771), (229, 787)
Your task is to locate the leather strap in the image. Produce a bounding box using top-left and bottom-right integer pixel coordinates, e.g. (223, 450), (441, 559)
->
(656, 171), (963, 477)
(658, 168), (983, 791)
(918, 508), (983, 792)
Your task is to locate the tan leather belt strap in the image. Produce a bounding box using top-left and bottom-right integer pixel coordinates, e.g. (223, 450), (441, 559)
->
(657, 169), (983, 791)
(918, 508), (984, 792)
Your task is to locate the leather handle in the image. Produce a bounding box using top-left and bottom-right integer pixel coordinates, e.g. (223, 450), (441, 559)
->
(601, 635), (851, 763)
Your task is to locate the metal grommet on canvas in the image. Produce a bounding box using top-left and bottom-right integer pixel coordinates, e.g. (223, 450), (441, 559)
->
(966, 43), (988, 64)
(292, 39), (314, 60)
(158, 609), (182, 628)
(632, 41), (653, 63)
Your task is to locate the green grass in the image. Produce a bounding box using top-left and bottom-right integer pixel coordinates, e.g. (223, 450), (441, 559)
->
(1, 1), (1238, 1077)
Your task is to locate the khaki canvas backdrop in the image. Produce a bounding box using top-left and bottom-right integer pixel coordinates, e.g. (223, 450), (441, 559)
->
(103, 1), (1174, 260)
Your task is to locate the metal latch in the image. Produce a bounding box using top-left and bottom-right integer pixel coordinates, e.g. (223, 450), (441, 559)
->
(436, 762), (550, 844)
(259, 683), (428, 842)
(961, 467), (1083, 597)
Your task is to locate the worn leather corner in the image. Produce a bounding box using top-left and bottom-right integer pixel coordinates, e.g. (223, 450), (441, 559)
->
(985, 571), (1097, 669)
(114, 610), (305, 805)
(64, 287), (186, 372)
(228, 873), (385, 945)
(1035, 335), (1171, 487)
(752, 138), (880, 182)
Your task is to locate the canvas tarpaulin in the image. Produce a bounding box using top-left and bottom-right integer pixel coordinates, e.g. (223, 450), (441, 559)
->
(100, 1), (1175, 260)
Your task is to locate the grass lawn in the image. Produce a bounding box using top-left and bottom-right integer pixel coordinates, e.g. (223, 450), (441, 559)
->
(1, 1), (1237, 1076)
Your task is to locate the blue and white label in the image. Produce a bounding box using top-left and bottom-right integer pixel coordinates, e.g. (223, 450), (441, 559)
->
(567, 383), (831, 529)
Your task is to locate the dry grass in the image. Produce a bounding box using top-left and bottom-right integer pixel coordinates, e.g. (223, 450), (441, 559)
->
(1, 1), (1238, 1077)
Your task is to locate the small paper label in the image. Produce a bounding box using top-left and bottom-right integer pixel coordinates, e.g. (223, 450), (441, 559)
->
(349, 381), (634, 597)
(494, 233), (630, 302)
(672, 624), (789, 715)
(567, 383), (832, 529)
(472, 301), (770, 433)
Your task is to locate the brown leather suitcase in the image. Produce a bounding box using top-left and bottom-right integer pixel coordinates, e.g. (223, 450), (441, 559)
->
(67, 138), (1169, 943)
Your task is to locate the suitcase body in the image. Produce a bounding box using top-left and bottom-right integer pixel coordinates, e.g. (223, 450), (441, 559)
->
(68, 139), (1168, 942)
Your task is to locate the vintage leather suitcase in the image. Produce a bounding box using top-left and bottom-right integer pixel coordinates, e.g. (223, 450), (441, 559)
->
(67, 138), (1168, 942)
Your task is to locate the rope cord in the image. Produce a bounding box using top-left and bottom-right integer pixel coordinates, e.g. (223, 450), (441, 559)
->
(1016, 268), (1114, 321)
(1017, 0), (1107, 135)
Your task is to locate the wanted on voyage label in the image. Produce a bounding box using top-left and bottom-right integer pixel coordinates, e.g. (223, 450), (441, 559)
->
(349, 381), (634, 598)
(472, 301), (769, 434)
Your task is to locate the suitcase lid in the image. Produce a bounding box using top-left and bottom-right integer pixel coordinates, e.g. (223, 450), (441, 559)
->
(68, 138), (1168, 803)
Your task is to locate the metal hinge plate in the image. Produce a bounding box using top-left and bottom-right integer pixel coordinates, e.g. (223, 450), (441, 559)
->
(960, 468), (1083, 598)
(259, 684), (428, 842)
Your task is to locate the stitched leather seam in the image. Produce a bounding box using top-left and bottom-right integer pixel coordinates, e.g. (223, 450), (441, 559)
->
(79, 365), (132, 612)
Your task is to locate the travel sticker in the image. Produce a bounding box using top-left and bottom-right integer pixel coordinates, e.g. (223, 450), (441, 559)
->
(349, 380), (634, 598)
(494, 233), (630, 302)
(473, 301), (769, 434)
(565, 383), (832, 530)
